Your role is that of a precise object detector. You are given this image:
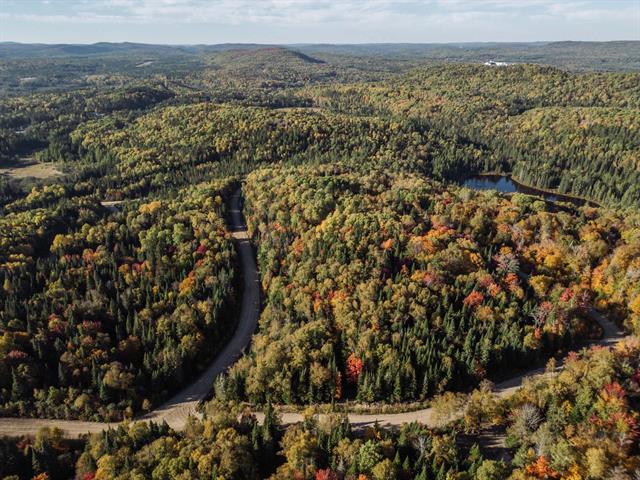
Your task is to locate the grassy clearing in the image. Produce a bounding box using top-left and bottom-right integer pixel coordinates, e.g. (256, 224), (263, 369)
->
(0, 158), (63, 179)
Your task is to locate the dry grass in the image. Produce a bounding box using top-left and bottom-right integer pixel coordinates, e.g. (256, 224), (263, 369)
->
(0, 158), (63, 179)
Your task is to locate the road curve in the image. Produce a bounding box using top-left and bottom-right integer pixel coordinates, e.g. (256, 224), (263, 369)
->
(0, 188), (261, 437)
(0, 190), (630, 436)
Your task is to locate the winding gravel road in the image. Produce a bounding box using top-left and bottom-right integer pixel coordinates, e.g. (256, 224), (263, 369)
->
(0, 189), (629, 437)
(0, 188), (260, 437)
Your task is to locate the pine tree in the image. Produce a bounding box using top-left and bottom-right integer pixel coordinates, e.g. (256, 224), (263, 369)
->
(11, 369), (26, 401)
(99, 379), (110, 403)
(416, 465), (428, 480)
(402, 456), (411, 477)
(30, 446), (43, 477)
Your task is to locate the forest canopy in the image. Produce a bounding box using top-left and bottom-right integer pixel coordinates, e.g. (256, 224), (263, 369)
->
(0, 179), (238, 421)
(308, 64), (640, 206)
(215, 164), (640, 406)
(0, 44), (639, 479)
(2, 338), (638, 479)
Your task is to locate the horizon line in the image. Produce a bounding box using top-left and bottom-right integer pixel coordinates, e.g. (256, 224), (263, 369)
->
(1, 39), (639, 47)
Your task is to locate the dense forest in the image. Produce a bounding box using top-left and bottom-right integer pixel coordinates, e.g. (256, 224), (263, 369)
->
(309, 64), (640, 206)
(3, 49), (640, 207)
(2, 41), (639, 96)
(0, 84), (176, 164)
(0, 43), (639, 479)
(0, 179), (238, 420)
(214, 164), (639, 406)
(69, 102), (483, 200)
(1, 338), (638, 479)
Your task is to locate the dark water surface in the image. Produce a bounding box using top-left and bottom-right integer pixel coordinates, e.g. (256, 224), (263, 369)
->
(462, 175), (593, 206)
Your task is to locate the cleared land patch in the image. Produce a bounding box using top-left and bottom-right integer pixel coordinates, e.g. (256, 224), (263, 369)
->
(0, 158), (63, 179)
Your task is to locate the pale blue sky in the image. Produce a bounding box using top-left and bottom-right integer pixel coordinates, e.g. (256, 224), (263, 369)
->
(1, 0), (638, 44)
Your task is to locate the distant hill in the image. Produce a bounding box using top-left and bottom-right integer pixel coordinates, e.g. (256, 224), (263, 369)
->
(202, 47), (334, 87)
(209, 47), (327, 77)
(0, 41), (638, 71)
(213, 47), (325, 65)
(0, 41), (184, 58)
(296, 41), (640, 71)
(0, 42), (281, 59)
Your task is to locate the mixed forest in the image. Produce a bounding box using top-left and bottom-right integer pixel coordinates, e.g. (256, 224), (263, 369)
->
(1, 338), (638, 479)
(308, 64), (640, 206)
(215, 164), (640, 406)
(1, 179), (238, 420)
(0, 42), (639, 479)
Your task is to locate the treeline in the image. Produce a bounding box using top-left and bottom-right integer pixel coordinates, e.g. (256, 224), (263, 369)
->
(308, 64), (640, 207)
(0, 408), (505, 480)
(2, 339), (637, 479)
(0, 179), (238, 421)
(214, 164), (634, 406)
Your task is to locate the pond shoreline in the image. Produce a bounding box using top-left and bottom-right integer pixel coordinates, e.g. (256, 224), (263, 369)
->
(468, 172), (601, 208)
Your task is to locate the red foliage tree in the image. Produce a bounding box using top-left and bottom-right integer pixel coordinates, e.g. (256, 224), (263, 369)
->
(345, 353), (363, 384)
(463, 290), (484, 308)
(316, 469), (339, 480)
(525, 456), (560, 479)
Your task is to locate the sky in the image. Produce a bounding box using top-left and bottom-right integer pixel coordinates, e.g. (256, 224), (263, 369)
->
(0, 0), (638, 44)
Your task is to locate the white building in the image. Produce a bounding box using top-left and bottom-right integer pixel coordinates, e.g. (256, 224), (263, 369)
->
(483, 60), (511, 67)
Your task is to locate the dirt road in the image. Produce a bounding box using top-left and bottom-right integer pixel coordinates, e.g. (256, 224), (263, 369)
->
(0, 188), (261, 437)
(0, 189), (629, 436)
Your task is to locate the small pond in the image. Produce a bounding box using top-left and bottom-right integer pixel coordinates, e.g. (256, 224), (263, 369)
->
(462, 175), (594, 207)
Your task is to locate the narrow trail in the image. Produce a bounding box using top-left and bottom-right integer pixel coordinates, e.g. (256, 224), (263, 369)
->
(0, 188), (630, 437)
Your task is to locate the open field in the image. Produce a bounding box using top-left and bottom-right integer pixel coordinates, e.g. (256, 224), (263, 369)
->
(0, 158), (63, 179)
